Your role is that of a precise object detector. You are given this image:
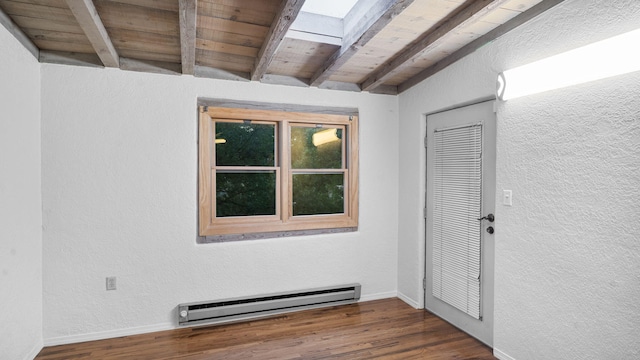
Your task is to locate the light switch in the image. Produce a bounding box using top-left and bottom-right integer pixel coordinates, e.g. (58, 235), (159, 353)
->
(503, 190), (513, 206)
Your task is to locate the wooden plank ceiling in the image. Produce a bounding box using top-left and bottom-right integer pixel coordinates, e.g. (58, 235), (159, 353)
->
(0, 0), (563, 94)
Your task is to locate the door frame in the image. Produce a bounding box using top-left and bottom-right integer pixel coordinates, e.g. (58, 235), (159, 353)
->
(423, 99), (496, 346)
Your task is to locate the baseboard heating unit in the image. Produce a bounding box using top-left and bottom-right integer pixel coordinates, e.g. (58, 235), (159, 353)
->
(178, 283), (361, 327)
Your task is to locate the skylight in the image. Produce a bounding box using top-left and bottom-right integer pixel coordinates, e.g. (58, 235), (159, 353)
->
(301, 0), (360, 19)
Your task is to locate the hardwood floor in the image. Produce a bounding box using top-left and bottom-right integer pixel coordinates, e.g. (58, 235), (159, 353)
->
(36, 298), (496, 359)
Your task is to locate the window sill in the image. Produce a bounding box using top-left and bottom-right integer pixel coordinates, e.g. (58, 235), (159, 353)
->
(197, 227), (357, 243)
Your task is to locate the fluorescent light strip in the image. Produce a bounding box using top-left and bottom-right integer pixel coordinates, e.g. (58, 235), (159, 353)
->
(497, 28), (640, 100)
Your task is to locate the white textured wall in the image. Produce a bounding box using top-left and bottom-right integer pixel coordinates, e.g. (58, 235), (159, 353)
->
(41, 65), (399, 344)
(398, 0), (640, 359)
(0, 25), (43, 360)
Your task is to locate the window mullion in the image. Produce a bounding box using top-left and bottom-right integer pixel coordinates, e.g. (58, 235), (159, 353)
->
(280, 120), (290, 223)
(215, 166), (278, 172)
(291, 169), (345, 174)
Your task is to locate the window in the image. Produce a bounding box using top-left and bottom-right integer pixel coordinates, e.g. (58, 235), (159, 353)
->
(198, 104), (358, 237)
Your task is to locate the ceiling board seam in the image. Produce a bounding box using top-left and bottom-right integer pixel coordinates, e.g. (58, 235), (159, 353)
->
(104, 0), (179, 13)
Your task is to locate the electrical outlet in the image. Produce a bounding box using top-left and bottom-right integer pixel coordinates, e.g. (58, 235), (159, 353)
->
(106, 276), (117, 291)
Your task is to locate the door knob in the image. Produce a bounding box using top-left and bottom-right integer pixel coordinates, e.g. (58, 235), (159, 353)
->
(486, 226), (494, 234)
(477, 214), (494, 222)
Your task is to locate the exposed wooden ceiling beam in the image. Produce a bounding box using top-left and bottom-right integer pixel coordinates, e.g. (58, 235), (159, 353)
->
(39, 50), (103, 68)
(0, 6), (38, 59)
(318, 80), (362, 93)
(120, 57), (181, 75)
(368, 85), (398, 95)
(361, 0), (511, 91)
(251, 0), (305, 81)
(310, 0), (414, 87)
(65, 0), (119, 67)
(261, 74), (310, 87)
(398, 0), (567, 93)
(194, 66), (250, 82)
(178, 0), (197, 75)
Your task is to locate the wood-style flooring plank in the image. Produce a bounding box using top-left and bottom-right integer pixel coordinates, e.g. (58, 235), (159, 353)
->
(35, 298), (496, 360)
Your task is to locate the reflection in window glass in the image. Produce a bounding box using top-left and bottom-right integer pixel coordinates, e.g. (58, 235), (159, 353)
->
(291, 127), (342, 169)
(292, 174), (344, 216)
(216, 172), (276, 217)
(216, 122), (275, 166)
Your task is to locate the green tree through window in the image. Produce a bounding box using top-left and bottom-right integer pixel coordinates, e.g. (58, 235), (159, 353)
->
(215, 122), (276, 217)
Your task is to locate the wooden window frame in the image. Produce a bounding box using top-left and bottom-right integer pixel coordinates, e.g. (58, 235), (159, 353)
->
(198, 105), (359, 237)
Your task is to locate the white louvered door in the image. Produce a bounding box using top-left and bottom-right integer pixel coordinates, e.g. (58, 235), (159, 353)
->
(425, 100), (496, 346)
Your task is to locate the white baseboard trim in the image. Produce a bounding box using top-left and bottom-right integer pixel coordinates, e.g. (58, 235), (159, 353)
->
(44, 322), (175, 347)
(359, 291), (397, 302)
(396, 292), (421, 309)
(494, 348), (516, 360)
(24, 339), (43, 360)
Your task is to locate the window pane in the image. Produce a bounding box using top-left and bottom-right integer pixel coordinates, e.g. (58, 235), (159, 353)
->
(292, 174), (344, 216)
(216, 122), (275, 166)
(291, 127), (342, 169)
(216, 172), (276, 217)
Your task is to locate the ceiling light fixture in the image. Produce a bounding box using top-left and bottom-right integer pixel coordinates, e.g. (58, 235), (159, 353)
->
(497, 28), (640, 101)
